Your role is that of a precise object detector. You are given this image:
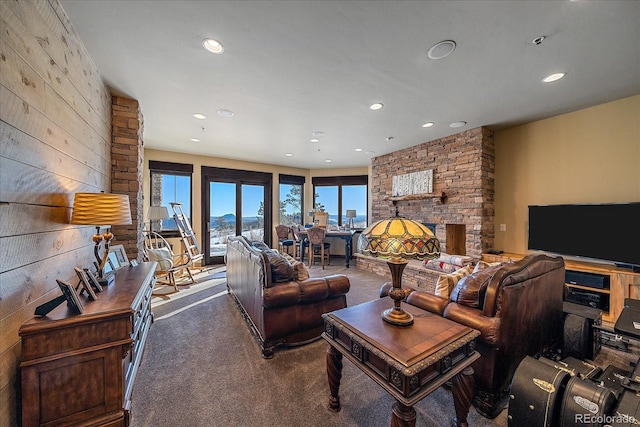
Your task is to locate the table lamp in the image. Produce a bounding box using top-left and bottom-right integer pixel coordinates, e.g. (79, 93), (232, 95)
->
(358, 205), (440, 326)
(70, 192), (132, 282)
(346, 209), (357, 230)
(147, 205), (170, 232)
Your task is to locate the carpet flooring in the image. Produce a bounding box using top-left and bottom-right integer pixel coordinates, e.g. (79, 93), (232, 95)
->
(129, 261), (510, 426)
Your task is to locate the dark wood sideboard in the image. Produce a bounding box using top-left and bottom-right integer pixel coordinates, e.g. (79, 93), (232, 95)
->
(19, 262), (157, 427)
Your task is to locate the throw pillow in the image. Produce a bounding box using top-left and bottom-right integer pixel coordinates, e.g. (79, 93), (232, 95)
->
(146, 247), (173, 270)
(280, 253), (310, 281)
(450, 264), (502, 308)
(434, 265), (472, 298)
(473, 260), (502, 273)
(263, 250), (294, 283)
(424, 259), (460, 273)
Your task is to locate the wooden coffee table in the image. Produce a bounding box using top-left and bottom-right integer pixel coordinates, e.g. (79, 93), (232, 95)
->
(322, 298), (480, 427)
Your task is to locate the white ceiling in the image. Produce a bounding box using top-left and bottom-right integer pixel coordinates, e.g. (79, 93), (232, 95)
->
(60, 0), (640, 169)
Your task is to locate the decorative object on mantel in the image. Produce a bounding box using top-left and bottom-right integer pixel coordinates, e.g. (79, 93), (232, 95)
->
(70, 192), (132, 286)
(358, 202), (441, 326)
(386, 191), (447, 204)
(392, 169), (433, 197)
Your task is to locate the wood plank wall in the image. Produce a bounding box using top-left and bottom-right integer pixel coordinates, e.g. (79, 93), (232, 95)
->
(0, 1), (112, 425)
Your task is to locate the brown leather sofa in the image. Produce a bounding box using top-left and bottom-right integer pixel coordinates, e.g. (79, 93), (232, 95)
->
(226, 235), (350, 358)
(381, 254), (565, 418)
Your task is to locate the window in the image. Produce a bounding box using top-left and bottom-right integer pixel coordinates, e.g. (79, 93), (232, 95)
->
(149, 161), (193, 236)
(312, 175), (368, 229)
(279, 174), (305, 225)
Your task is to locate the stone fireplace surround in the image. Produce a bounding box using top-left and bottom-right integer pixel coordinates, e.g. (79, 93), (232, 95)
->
(369, 126), (495, 259)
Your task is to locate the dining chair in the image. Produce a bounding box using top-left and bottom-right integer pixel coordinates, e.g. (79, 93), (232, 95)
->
(306, 226), (330, 269)
(275, 224), (294, 255)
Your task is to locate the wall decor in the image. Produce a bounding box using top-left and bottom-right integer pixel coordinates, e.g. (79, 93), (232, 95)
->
(392, 169), (433, 197)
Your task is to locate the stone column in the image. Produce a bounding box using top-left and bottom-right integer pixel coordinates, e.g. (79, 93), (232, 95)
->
(111, 96), (144, 261)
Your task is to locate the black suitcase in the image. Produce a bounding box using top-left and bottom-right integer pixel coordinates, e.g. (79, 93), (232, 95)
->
(539, 356), (602, 380)
(559, 376), (617, 427)
(508, 356), (571, 427)
(563, 302), (602, 360)
(596, 365), (632, 399)
(608, 390), (640, 427)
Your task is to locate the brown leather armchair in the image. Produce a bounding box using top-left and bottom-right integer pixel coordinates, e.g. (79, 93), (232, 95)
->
(381, 254), (566, 418)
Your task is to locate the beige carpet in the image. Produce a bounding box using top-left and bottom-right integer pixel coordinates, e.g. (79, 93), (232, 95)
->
(129, 260), (508, 426)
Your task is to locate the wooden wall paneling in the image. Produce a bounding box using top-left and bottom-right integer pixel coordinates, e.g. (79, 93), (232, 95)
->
(0, 38), (46, 112)
(0, 87), (110, 179)
(0, 122), (106, 190)
(0, 1), (113, 425)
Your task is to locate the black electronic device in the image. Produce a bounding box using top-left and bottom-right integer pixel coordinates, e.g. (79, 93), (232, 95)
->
(528, 203), (640, 268)
(565, 270), (609, 290)
(565, 288), (608, 311)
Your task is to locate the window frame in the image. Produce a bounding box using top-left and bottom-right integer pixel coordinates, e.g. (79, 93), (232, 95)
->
(149, 161), (194, 238)
(279, 174), (305, 226)
(312, 175), (368, 228)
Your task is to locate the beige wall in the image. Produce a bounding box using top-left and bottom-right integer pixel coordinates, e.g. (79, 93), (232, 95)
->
(494, 94), (640, 255)
(143, 149), (368, 250)
(0, 1), (112, 425)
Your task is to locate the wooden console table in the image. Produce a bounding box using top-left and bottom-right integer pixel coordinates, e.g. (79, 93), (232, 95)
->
(19, 262), (156, 427)
(322, 298), (480, 427)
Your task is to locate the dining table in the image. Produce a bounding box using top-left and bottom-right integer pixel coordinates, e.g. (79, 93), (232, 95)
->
(296, 229), (356, 268)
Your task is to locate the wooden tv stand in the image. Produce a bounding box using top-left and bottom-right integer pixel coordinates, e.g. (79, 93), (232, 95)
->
(19, 262), (156, 427)
(482, 253), (640, 326)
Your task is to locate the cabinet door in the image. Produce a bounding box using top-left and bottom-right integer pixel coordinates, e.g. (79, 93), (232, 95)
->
(22, 347), (124, 427)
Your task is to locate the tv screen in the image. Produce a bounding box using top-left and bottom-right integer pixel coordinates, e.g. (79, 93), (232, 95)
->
(528, 203), (640, 267)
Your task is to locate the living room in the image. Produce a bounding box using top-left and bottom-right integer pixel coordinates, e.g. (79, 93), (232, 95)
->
(1, 1), (639, 426)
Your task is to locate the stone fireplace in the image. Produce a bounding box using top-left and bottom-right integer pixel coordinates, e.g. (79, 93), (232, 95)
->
(369, 127), (495, 259)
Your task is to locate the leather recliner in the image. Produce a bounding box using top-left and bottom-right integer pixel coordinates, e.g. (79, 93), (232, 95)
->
(381, 254), (566, 418)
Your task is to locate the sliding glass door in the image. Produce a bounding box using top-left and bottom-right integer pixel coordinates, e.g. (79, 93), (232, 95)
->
(202, 167), (272, 265)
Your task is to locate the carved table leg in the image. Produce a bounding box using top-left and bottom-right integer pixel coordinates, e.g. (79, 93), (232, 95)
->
(451, 366), (475, 427)
(391, 402), (416, 427)
(326, 345), (343, 412)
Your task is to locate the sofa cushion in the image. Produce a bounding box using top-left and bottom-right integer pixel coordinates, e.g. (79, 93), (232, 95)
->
(473, 260), (502, 273)
(281, 253), (310, 281)
(263, 250), (294, 283)
(450, 264), (502, 308)
(434, 265), (472, 298)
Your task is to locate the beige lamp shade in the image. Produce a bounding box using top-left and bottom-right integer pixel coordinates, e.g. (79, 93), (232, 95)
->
(70, 193), (132, 226)
(346, 209), (357, 218)
(147, 205), (170, 221)
(358, 215), (440, 261)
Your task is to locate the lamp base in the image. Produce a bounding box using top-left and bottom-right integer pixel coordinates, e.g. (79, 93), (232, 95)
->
(382, 307), (414, 326)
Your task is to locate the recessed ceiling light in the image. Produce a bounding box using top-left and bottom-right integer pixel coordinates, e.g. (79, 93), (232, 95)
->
(355, 148), (363, 152)
(217, 109), (234, 118)
(202, 38), (224, 54)
(310, 138), (320, 143)
(543, 72), (566, 83)
(190, 138), (200, 142)
(449, 121), (467, 128)
(385, 136), (394, 142)
(325, 159), (332, 163)
(193, 113), (206, 119)
(285, 153), (293, 157)
(532, 36), (547, 46)
(422, 122), (434, 128)
(312, 131), (325, 137)
(428, 40), (456, 60)
(369, 102), (384, 111)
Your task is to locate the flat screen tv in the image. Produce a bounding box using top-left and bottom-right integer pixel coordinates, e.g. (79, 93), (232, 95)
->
(528, 202), (640, 268)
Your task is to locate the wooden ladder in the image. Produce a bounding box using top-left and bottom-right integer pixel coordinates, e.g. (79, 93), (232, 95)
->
(170, 202), (204, 275)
